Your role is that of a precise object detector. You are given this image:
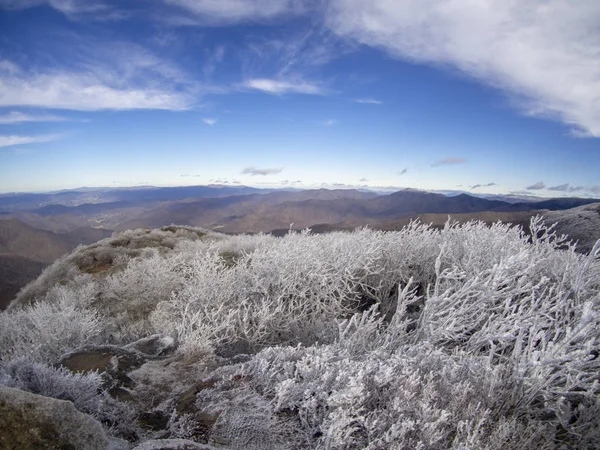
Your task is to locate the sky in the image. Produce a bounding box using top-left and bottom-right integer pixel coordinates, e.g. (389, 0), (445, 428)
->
(0, 0), (599, 197)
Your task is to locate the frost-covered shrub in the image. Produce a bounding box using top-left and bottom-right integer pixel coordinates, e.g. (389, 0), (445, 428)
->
(1, 359), (138, 439)
(243, 342), (542, 449)
(0, 284), (103, 363)
(9, 225), (217, 310)
(1, 219), (598, 448)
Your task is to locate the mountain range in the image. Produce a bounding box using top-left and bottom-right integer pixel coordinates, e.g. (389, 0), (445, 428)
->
(2, 185), (598, 233)
(1, 185), (598, 310)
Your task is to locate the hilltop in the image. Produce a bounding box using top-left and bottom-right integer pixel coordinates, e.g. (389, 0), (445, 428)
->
(1, 217), (599, 449)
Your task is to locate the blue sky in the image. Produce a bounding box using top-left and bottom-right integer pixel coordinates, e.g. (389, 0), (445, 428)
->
(0, 0), (598, 197)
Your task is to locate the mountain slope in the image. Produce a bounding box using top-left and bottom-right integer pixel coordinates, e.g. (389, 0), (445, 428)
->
(541, 202), (600, 253)
(0, 219), (112, 310)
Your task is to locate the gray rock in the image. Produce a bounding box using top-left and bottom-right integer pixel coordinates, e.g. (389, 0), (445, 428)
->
(58, 345), (147, 375)
(0, 385), (109, 449)
(131, 439), (220, 450)
(109, 436), (133, 450)
(57, 345), (147, 400)
(124, 334), (177, 358)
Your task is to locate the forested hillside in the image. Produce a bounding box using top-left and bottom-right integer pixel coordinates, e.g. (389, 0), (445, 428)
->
(1, 219), (599, 449)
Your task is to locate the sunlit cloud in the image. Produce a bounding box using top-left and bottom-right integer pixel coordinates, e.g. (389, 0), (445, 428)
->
(202, 118), (218, 126)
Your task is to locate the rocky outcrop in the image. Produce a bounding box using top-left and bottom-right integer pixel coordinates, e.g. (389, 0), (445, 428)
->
(57, 335), (177, 402)
(0, 385), (109, 449)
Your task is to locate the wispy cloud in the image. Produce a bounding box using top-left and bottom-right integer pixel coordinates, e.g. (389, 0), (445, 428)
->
(203, 45), (226, 80)
(0, 51), (194, 111)
(242, 166), (283, 176)
(548, 183), (584, 192)
(397, 168), (408, 175)
(0, 111), (66, 124)
(526, 181), (546, 190)
(548, 183), (570, 192)
(590, 186), (600, 194)
(202, 118), (218, 126)
(359, 178), (368, 182)
(470, 182), (497, 189)
(431, 157), (466, 167)
(0, 0), (126, 20)
(326, 0), (600, 137)
(163, 0), (310, 25)
(0, 134), (61, 148)
(353, 98), (382, 105)
(242, 78), (324, 95)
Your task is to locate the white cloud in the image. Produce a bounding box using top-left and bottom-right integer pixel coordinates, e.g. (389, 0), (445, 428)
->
(202, 118), (218, 126)
(0, 0), (125, 20)
(0, 134), (61, 148)
(0, 111), (65, 124)
(431, 157), (466, 167)
(243, 78), (324, 95)
(164, 0), (309, 24)
(0, 59), (193, 111)
(242, 166), (283, 176)
(354, 98), (382, 105)
(326, 0), (600, 137)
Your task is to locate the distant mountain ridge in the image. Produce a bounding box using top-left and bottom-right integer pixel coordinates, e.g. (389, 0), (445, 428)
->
(1, 186), (598, 309)
(0, 185), (275, 212)
(2, 186), (598, 234)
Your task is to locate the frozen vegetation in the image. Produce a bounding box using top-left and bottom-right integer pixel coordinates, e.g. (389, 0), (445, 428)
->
(0, 219), (599, 449)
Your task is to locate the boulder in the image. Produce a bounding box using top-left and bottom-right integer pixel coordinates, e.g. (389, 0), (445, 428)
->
(0, 385), (109, 449)
(124, 335), (177, 358)
(57, 345), (147, 400)
(58, 345), (147, 374)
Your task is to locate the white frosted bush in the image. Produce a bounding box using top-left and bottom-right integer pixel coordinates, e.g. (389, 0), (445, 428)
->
(1, 220), (598, 448)
(0, 286), (103, 363)
(1, 359), (138, 439)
